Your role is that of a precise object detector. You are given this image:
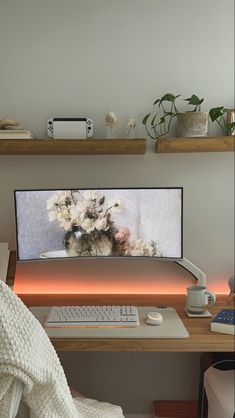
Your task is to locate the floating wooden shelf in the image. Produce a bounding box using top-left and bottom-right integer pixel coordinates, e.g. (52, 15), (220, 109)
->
(0, 138), (147, 155)
(156, 136), (235, 153)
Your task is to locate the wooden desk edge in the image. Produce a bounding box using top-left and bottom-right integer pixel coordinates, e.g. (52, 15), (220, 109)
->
(50, 298), (234, 352)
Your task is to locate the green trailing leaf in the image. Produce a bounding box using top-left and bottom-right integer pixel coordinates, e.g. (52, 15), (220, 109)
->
(185, 94), (204, 106)
(142, 113), (151, 125)
(142, 92), (181, 139)
(184, 94), (204, 111)
(159, 116), (166, 124)
(153, 99), (160, 105)
(228, 121), (235, 132)
(209, 106), (229, 134)
(209, 106), (225, 122)
(159, 93), (180, 106)
(163, 111), (175, 117)
(151, 114), (158, 126)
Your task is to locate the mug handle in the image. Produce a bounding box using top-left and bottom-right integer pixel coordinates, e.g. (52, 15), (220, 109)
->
(206, 291), (216, 307)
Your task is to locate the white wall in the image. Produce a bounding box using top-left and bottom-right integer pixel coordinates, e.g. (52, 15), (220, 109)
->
(0, 0), (234, 413)
(0, 0), (234, 138)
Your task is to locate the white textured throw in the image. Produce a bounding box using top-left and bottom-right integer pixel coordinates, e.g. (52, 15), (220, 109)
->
(0, 281), (124, 418)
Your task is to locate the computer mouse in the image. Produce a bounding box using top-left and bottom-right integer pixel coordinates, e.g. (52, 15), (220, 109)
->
(146, 311), (163, 326)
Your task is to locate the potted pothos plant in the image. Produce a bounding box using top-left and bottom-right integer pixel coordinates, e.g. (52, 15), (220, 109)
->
(176, 94), (209, 137)
(142, 93), (209, 139)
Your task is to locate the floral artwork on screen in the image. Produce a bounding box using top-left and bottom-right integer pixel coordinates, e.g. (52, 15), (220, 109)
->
(15, 188), (182, 260)
(47, 190), (161, 257)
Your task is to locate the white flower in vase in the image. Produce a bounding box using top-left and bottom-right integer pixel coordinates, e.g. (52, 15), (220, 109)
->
(95, 217), (108, 231)
(129, 239), (152, 256)
(81, 218), (96, 233)
(105, 112), (118, 139)
(70, 202), (87, 224)
(46, 194), (58, 211)
(48, 210), (57, 222)
(83, 190), (103, 202)
(126, 118), (136, 138)
(107, 198), (123, 213)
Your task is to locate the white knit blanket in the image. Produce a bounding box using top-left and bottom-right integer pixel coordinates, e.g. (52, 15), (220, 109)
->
(0, 281), (124, 418)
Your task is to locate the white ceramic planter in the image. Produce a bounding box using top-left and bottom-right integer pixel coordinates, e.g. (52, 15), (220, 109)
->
(176, 112), (209, 137)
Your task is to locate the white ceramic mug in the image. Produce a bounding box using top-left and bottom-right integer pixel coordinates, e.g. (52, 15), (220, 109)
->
(186, 285), (216, 314)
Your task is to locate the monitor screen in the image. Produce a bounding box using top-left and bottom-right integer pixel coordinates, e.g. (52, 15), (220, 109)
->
(14, 188), (183, 261)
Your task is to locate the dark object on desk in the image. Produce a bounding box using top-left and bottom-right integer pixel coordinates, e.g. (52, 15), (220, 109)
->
(210, 309), (235, 335)
(153, 400), (198, 418)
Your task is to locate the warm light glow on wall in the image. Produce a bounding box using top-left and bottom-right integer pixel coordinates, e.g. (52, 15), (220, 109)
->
(14, 275), (228, 295)
(14, 275), (194, 295)
(14, 260), (229, 303)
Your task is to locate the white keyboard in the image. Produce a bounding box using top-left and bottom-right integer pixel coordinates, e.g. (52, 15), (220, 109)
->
(45, 305), (140, 328)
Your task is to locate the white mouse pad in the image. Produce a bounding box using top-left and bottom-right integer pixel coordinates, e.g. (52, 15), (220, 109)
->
(30, 306), (189, 339)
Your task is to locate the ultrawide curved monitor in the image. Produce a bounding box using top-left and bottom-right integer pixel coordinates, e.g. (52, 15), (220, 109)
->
(14, 188), (183, 261)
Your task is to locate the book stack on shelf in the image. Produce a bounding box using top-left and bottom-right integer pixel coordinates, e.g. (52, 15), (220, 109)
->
(0, 130), (35, 139)
(0, 118), (35, 139)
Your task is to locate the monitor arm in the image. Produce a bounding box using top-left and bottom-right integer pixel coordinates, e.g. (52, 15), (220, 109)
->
(175, 257), (207, 287)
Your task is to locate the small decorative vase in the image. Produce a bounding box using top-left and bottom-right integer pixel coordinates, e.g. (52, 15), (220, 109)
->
(126, 118), (136, 139)
(105, 124), (117, 139)
(176, 112), (209, 137)
(105, 112), (118, 139)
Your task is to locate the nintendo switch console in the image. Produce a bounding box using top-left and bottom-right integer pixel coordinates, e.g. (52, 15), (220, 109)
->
(47, 117), (94, 139)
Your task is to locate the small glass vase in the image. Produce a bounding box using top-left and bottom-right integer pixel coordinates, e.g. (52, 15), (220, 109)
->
(126, 119), (136, 139)
(105, 112), (118, 139)
(105, 124), (117, 139)
(126, 126), (136, 139)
